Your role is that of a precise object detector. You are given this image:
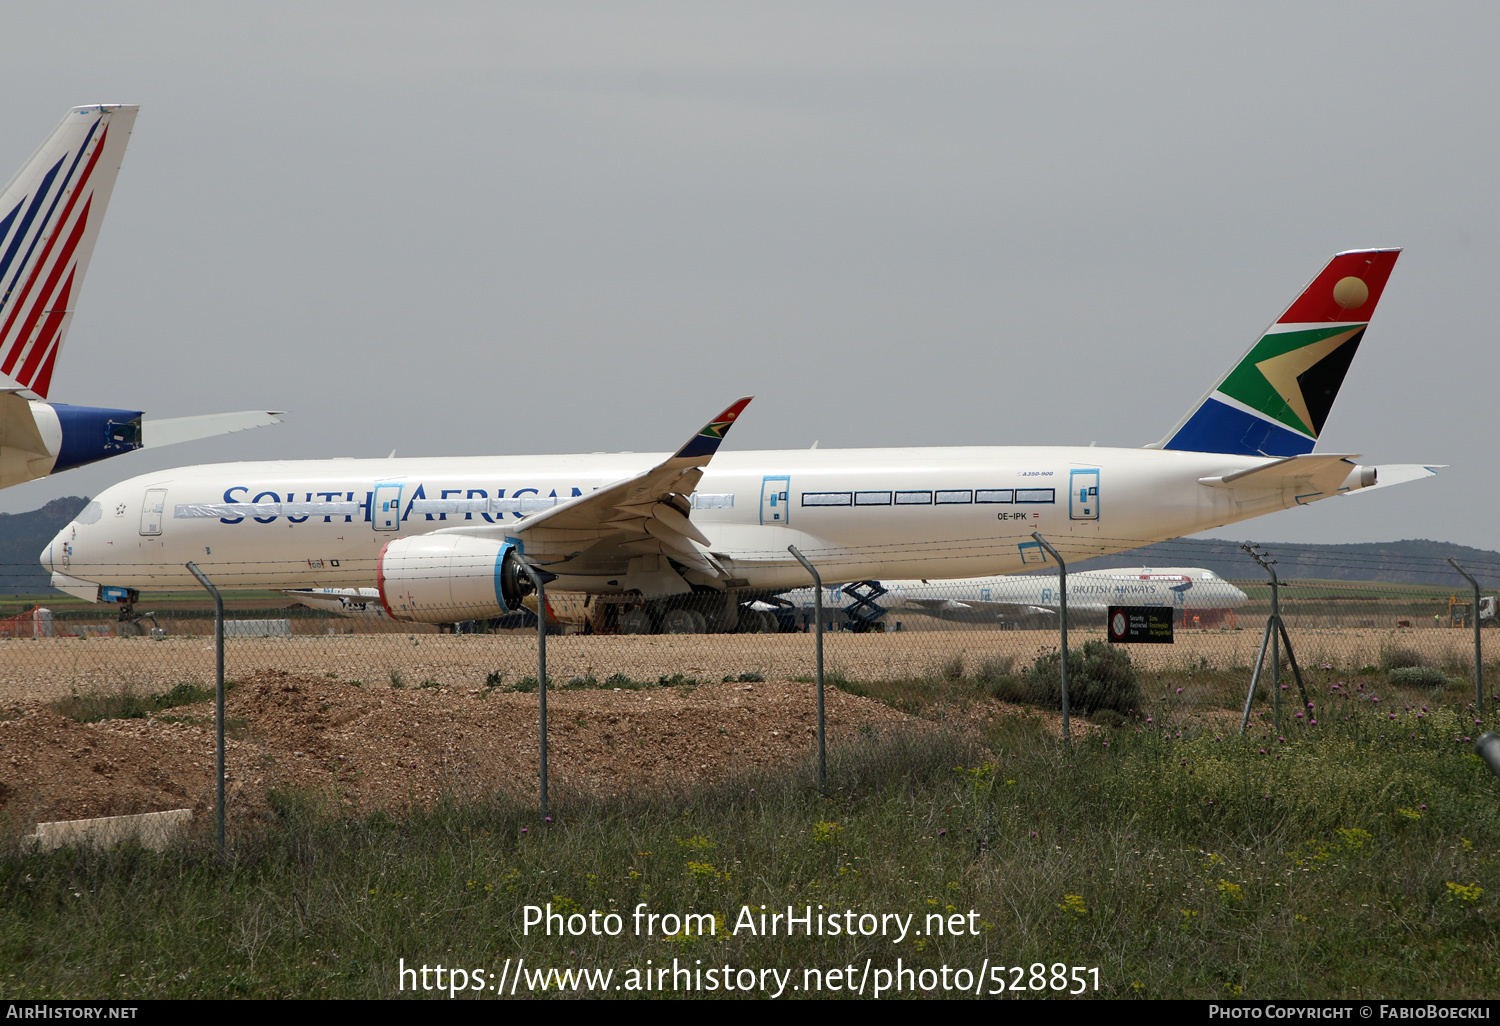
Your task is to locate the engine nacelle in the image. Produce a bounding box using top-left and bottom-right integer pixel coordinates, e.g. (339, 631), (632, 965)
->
(1340, 464), (1377, 491)
(51, 402), (145, 472)
(1, 398), (144, 489)
(376, 535), (534, 623)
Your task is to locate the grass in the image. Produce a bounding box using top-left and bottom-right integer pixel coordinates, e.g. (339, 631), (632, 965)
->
(49, 681), (221, 723)
(7, 641), (1500, 999)
(501, 672), (713, 694)
(4, 698), (1499, 999)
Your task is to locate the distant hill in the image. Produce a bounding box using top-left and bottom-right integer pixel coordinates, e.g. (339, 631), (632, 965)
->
(0, 496), (89, 594)
(1061, 538), (1500, 587)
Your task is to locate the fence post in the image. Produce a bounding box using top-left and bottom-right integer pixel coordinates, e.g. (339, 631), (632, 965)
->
(1476, 733), (1500, 778)
(1447, 558), (1484, 717)
(185, 561), (225, 860)
(520, 563), (549, 822)
(1030, 532), (1069, 742)
(788, 546), (826, 792)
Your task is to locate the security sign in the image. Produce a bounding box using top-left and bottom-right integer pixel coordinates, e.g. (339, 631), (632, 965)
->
(1108, 605), (1175, 644)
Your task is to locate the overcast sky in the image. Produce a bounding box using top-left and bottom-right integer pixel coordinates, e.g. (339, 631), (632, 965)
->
(0, 2), (1493, 554)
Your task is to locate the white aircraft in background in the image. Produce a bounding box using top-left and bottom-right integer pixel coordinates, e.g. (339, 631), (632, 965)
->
(45, 249), (1436, 631)
(764, 567), (1249, 629)
(283, 586), (578, 629)
(0, 105), (281, 491)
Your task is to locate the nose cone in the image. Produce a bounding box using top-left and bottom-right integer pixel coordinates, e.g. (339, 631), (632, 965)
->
(41, 498), (103, 574)
(42, 522), (74, 573)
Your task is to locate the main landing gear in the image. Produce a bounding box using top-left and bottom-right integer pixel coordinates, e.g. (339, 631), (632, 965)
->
(610, 592), (778, 635)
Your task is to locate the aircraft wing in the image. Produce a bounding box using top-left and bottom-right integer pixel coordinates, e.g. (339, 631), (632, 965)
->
(892, 596), (1056, 624)
(901, 597), (1055, 616)
(435, 397), (752, 581)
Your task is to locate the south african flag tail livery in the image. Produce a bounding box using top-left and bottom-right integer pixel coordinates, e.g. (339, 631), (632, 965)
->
(1153, 249), (1399, 458)
(47, 249), (1439, 626)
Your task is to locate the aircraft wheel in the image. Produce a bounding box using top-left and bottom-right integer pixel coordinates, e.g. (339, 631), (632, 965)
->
(620, 608), (653, 635)
(662, 608), (706, 634)
(736, 607), (769, 633)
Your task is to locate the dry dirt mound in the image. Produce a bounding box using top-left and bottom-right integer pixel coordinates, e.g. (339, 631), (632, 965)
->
(0, 672), (920, 832)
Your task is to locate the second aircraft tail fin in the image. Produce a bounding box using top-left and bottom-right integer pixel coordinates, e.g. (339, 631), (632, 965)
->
(1152, 249), (1401, 457)
(0, 105), (138, 399)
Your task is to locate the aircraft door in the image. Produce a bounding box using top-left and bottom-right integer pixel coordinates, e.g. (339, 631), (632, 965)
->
(1070, 469), (1099, 521)
(373, 483), (403, 532)
(760, 476), (790, 525)
(139, 488), (166, 536)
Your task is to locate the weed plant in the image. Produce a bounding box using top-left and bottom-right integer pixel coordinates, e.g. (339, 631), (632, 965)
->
(1389, 666), (1453, 689)
(995, 640), (1143, 716)
(50, 682), (219, 724)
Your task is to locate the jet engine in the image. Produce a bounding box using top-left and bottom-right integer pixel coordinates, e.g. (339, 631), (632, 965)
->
(376, 535), (534, 623)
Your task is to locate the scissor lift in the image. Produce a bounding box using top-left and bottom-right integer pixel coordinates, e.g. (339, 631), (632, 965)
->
(841, 580), (889, 632)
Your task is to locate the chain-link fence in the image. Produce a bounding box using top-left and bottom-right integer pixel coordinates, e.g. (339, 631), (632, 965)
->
(4, 545), (1498, 694)
(3, 540), (1499, 839)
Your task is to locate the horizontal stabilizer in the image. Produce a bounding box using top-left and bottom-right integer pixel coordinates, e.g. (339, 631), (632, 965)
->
(141, 410), (284, 448)
(1340, 464), (1443, 497)
(1198, 452), (1371, 505)
(1197, 453), (1360, 489)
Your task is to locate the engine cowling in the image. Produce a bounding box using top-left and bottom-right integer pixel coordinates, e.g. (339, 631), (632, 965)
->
(51, 403), (145, 472)
(376, 535), (534, 623)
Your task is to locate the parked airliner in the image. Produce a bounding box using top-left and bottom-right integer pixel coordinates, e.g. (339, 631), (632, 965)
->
(0, 105), (281, 491)
(43, 249), (1435, 631)
(766, 568), (1250, 628)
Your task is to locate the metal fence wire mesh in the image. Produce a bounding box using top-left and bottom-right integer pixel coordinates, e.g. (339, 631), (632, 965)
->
(4, 542), (1500, 693)
(3, 539), (1499, 836)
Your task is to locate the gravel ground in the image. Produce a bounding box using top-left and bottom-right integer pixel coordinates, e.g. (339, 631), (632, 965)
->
(0, 671), (935, 834)
(1, 626), (1485, 837)
(0, 627), (1489, 703)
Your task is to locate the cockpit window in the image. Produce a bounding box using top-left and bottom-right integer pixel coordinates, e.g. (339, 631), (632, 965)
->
(75, 501), (103, 525)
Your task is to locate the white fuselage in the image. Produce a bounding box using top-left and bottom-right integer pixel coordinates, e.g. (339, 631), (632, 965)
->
(43, 444), (1353, 597)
